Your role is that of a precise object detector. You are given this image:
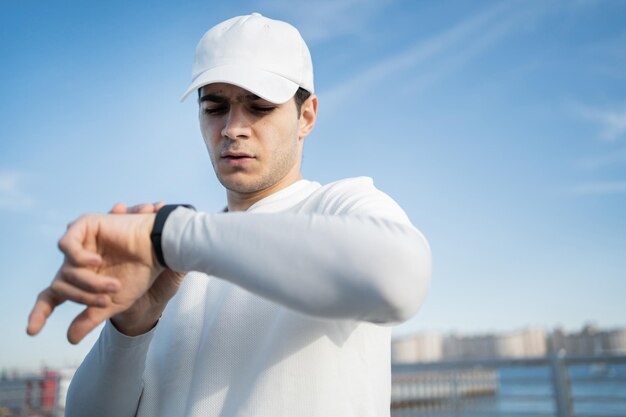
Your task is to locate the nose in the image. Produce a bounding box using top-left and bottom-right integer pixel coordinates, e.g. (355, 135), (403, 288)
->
(221, 106), (252, 140)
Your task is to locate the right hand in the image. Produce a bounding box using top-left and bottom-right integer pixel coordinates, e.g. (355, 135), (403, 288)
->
(28, 210), (163, 344)
(108, 202), (185, 336)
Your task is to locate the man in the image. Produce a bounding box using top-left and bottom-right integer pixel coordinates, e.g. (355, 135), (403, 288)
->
(27, 13), (431, 417)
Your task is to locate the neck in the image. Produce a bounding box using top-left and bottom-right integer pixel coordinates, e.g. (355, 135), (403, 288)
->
(226, 172), (303, 212)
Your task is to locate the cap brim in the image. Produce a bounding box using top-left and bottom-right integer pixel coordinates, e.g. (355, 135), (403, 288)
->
(180, 64), (299, 104)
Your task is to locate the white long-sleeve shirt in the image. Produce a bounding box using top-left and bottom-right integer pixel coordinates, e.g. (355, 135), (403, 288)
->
(66, 177), (431, 417)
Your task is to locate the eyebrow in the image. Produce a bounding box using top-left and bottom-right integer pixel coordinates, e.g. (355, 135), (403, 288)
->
(199, 93), (262, 103)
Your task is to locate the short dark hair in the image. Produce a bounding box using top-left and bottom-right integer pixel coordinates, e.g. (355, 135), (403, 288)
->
(294, 87), (311, 115)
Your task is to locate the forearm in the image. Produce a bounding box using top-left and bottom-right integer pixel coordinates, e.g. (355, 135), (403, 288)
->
(163, 210), (431, 323)
(65, 321), (155, 417)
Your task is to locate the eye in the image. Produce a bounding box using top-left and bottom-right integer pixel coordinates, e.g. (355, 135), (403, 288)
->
(202, 106), (228, 115)
(250, 105), (276, 114)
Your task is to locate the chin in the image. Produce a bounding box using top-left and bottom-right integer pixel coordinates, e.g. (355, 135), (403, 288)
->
(218, 174), (263, 194)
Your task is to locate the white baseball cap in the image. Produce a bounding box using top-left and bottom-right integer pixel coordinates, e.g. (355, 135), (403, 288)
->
(181, 13), (314, 104)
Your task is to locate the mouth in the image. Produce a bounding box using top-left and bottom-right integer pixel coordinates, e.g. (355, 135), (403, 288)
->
(221, 151), (255, 159)
(220, 151), (256, 165)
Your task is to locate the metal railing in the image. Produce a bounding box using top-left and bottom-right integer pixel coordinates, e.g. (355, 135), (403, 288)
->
(391, 353), (626, 417)
(2, 354), (625, 417)
(0, 376), (59, 417)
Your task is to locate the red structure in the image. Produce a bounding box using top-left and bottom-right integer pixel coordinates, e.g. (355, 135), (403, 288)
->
(40, 371), (58, 412)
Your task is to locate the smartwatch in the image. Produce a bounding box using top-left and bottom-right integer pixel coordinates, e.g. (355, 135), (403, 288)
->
(150, 204), (195, 268)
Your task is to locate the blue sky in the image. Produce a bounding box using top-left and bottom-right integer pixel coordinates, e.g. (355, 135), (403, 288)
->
(1, 0), (625, 370)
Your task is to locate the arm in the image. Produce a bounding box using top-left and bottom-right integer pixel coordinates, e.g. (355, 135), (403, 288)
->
(163, 209), (430, 323)
(65, 322), (155, 417)
(28, 181), (430, 342)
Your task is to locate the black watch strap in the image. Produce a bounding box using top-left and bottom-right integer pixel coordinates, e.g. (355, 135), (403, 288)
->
(150, 204), (195, 268)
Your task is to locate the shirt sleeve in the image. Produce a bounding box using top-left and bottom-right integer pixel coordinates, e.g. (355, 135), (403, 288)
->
(65, 321), (156, 417)
(162, 180), (432, 324)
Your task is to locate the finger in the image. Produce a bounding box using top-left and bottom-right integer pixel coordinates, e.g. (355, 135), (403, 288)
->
(61, 265), (120, 294)
(58, 219), (102, 267)
(67, 306), (114, 345)
(110, 202), (127, 214)
(50, 279), (111, 307)
(129, 203), (155, 214)
(26, 288), (64, 336)
(154, 201), (166, 211)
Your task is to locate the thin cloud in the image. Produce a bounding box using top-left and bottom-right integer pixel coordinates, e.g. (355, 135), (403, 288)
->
(402, 5), (536, 94)
(576, 105), (626, 142)
(576, 147), (626, 171)
(319, 1), (552, 112)
(255, 0), (392, 43)
(567, 181), (626, 196)
(0, 171), (34, 210)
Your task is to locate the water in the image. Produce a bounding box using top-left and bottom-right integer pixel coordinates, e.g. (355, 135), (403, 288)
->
(391, 364), (626, 417)
(569, 363), (626, 417)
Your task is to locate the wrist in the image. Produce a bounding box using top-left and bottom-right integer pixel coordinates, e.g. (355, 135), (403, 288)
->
(140, 213), (160, 269)
(150, 204), (195, 269)
(111, 307), (163, 337)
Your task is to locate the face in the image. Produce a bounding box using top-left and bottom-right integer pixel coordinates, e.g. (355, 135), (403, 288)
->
(199, 83), (309, 198)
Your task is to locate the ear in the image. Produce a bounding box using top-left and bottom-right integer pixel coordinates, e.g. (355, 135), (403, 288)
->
(298, 95), (318, 140)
